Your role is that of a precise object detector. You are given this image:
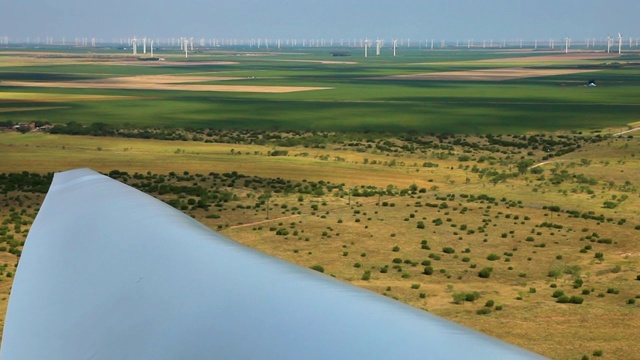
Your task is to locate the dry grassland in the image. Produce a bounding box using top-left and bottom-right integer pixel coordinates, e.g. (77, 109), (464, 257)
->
(1, 132), (640, 359)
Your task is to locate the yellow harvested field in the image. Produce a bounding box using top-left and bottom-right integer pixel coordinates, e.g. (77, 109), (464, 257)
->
(380, 67), (600, 81)
(1, 74), (332, 93)
(0, 106), (68, 113)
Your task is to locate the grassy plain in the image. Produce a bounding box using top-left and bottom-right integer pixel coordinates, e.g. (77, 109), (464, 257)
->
(1, 45), (640, 359)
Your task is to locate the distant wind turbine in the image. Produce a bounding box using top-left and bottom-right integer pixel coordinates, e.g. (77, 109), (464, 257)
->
(618, 33), (623, 54)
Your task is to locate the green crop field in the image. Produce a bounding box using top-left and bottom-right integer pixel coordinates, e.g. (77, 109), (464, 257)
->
(2, 46), (640, 133)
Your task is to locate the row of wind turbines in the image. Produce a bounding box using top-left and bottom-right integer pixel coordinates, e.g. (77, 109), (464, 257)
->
(1, 35), (637, 57)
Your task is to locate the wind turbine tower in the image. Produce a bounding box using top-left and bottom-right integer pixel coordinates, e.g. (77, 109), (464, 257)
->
(376, 39), (381, 56)
(393, 39), (397, 56)
(607, 36), (612, 53)
(364, 39), (369, 57)
(132, 38), (138, 55)
(565, 37), (570, 54)
(618, 33), (623, 54)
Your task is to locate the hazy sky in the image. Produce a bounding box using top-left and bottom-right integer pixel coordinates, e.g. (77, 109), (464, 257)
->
(1, 0), (638, 41)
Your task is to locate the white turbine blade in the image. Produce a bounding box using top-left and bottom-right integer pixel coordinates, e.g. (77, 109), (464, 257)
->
(1, 169), (546, 360)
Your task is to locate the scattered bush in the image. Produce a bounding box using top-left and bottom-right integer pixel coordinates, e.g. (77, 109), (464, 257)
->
(476, 308), (492, 315)
(361, 270), (371, 281)
(569, 296), (584, 304)
(478, 267), (493, 278)
(453, 291), (480, 304)
(487, 253), (500, 261)
(592, 350), (603, 357)
(309, 265), (324, 273)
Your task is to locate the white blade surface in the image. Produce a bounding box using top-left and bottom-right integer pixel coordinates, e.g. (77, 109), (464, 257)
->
(1, 168), (546, 359)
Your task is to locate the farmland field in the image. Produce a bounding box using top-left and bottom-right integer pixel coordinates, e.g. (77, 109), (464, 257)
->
(1, 44), (640, 359)
(2, 45), (640, 133)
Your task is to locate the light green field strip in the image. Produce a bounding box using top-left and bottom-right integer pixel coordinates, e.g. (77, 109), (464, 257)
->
(0, 92), (135, 102)
(377, 67), (601, 81)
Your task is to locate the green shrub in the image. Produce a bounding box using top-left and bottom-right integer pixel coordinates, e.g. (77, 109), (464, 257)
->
(453, 291), (480, 304)
(556, 295), (570, 303)
(392, 245), (400, 252)
(411, 283), (421, 289)
(487, 253), (500, 261)
(548, 269), (561, 278)
(552, 290), (565, 298)
(309, 265), (324, 273)
(485, 300), (495, 307)
(592, 350), (603, 357)
(442, 247), (455, 254)
(476, 308), (492, 315)
(478, 267), (493, 278)
(627, 298), (636, 305)
(423, 266), (434, 275)
(361, 271), (371, 281)
(569, 296), (584, 304)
